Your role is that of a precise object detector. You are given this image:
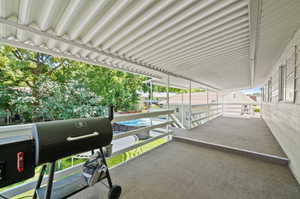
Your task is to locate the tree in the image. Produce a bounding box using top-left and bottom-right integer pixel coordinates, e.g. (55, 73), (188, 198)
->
(0, 44), (148, 123)
(0, 45), (71, 121)
(82, 66), (146, 111)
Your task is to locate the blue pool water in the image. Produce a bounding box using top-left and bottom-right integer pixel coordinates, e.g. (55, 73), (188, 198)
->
(117, 118), (164, 126)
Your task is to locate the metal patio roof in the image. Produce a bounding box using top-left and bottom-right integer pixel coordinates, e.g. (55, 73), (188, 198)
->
(0, 0), (300, 90)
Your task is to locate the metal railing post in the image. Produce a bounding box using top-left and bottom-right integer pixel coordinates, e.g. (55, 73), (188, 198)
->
(207, 89), (209, 122)
(181, 93), (184, 125)
(222, 95), (224, 115)
(216, 92), (219, 115)
(189, 80), (192, 129)
(167, 75), (171, 140)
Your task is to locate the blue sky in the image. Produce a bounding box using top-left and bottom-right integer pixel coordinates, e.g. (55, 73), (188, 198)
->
(241, 87), (261, 94)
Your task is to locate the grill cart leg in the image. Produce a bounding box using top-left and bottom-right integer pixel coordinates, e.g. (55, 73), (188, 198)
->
(99, 148), (113, 188)
(99, 148), (121, 199)
(33, 164), (47, 199)
(44, 161), (56, 199)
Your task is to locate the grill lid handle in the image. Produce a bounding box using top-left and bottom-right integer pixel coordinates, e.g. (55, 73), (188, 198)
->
(67, 132), (99, 141)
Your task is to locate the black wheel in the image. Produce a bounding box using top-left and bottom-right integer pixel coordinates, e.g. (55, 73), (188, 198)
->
(108, 185), (122, 199)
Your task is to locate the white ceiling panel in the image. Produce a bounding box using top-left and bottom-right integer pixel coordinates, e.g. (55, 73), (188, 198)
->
(0, 0), (299, 90)
(255, 0), (300, 87)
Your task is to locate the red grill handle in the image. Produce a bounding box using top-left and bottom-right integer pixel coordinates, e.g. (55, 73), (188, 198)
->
(17, 152), (24, 172)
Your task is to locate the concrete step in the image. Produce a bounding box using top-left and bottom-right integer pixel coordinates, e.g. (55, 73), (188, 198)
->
(173, 136), (289, 166)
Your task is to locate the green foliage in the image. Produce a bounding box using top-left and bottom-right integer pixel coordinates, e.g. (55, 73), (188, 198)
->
(0, 44), (147, 122)
(144, 84), (204, 94)
(74, 65), (146, 111)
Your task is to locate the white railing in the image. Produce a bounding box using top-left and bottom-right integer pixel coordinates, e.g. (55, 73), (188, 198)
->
(190, 103), (222, 128)
(222, 103), (261, 118)
(0, 109), (175, 198)
(0, 103), (262, 197)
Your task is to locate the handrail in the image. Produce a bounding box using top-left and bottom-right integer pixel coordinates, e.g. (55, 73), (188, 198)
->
(112, 109), (174, 122)
(0, 123), (33, 134)
(190, 103), (219, 107)
(192, 112), (222, 123)
(222, 103), (259, 105)
(112, 132), (171, 156)
(0, 109), (174, 134)
(113, 121), (173, 140)
(222, 103), (261, 118)
(192, 111), (206, 115)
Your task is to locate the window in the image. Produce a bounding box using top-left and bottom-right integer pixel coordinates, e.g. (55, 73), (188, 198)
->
(285, 46), (296, 103)
(268, 79), (272, 103)
(272, 70), (279, 103)
(263, 84), (268, 103)
(262, 87), (265, 102)
(278, 65), (286, 101)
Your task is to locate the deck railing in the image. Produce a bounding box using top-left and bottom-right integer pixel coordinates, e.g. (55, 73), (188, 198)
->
(222, 103), (261, 118)
(0, 109), (175, 198)
(0, 103), (261, 197)
(190, 103), (223, 128)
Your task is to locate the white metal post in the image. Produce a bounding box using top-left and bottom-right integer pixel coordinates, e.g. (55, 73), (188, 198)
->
(181, 93), (184, 124)
(216, 91), (219, 114)
(222, 95), (224, 116)
(167, 75), (170, 139)
(167, 75), (170, 110)
(189, 80), (192, 129)
(207, 89), (209, 122)
(150, 79), (153, 127)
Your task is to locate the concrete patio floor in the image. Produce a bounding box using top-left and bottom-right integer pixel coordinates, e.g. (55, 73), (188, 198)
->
(71, 141), (300, 199)
(174, 116), (286, 157)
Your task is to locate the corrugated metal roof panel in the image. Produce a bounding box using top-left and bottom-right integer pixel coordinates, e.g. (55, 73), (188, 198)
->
(0, 0), (299, 90)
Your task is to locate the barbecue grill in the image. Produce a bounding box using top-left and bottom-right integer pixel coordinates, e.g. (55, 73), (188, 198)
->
(0, 106), (121, 199)
(33, 118), (112, 165)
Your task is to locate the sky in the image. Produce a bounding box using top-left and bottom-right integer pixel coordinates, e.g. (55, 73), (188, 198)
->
(241, 87), (261, 94)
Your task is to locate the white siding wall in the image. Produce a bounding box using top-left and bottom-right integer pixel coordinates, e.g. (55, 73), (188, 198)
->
(262, 27), (300, 183)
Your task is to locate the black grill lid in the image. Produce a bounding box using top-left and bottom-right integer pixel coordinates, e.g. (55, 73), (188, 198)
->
(33, 118), (112, 165)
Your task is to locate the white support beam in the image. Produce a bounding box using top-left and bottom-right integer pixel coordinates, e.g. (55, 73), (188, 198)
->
(248, 0), (262, 88)
(0, 38), (160, 79)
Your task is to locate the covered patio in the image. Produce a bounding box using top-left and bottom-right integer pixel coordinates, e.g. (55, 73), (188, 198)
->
(71, 115), (300, 199)
(174, 116), (286, 157)
(72, 138), (299, 199)
(0, 0), (300, 198)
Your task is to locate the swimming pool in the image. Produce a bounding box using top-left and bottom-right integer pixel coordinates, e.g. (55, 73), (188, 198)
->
(117, 118), (165, 127)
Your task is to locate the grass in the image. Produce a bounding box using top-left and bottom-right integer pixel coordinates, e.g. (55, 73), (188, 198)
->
(1, 137), (168, 198)
(107, 137), (167, 167)
(254, 108), (260, 112)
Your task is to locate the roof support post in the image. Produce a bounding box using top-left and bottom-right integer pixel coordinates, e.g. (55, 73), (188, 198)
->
(166, 74), (171, 140)
(249, 0), (262, 88)
(189, 80), (192, 129)
(207, 89), (209, 122)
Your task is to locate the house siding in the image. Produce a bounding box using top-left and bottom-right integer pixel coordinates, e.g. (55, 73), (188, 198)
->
(262, 27), (300, 183)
